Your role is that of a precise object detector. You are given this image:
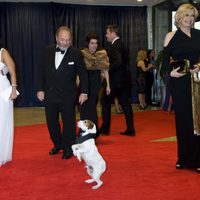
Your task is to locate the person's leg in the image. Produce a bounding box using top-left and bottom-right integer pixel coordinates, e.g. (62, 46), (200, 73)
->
(167, 96), (173, 114)
(117, 88), (135, 135)
(138, 93), (145, 109)
(60, 100), (76, 158)
(143, 94), (147, 108)
(45, 101), (62, 153)
(100, 90), (112, 134)
(80, 72), (101, 137)
(114, 97), (123, 114)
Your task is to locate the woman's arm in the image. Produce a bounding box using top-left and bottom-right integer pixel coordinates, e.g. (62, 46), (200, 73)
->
(163, 31), (185, 78)
(137, 60), (149, 72)
(2, 48), (17, 99)
(101, 69), (111, 95)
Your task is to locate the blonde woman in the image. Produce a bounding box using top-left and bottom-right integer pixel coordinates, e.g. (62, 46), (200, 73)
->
(136, 50), (152, 109)
(163, 3), (200, 172)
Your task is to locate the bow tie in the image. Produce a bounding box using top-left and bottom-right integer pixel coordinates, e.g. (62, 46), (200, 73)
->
(55, 47), (65, 54)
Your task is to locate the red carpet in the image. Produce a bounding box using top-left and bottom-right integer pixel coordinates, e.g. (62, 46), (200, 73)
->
(0, 110), (200, 200)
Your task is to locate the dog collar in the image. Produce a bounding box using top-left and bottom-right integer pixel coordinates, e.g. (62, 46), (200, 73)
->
(76, 134), (96, 144)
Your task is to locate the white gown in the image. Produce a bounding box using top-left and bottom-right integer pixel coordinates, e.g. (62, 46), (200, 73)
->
(0, 48), (14, 166)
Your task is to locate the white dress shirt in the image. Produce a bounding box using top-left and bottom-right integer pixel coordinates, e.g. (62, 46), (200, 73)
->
(55, 49), (67, 69)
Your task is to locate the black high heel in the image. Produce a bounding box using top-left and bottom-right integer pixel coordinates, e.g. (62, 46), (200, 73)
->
(115, 108), (123, 114)
(139, 105), (146, 110)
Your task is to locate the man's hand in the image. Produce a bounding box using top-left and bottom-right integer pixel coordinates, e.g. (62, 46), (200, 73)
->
(79, 93), (88, 105)
(37, 91), (45, 101)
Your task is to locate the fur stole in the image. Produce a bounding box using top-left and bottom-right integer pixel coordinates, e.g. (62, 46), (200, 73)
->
(81, 48), (110, 70)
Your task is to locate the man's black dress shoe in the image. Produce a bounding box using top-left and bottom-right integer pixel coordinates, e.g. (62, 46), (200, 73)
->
(175, 160), (183, 169)
(120, 130), (135, 136)
(49, 147), (62, 155)
(62, 152), (72, 159)
(175, 163), (183, 169)
(196, 168), (200, 173)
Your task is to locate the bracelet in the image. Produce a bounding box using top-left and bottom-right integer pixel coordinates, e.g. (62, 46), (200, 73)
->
(11, 84), (17, 87)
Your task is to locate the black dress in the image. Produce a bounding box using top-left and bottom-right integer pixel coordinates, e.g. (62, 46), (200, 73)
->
(137, 61), (146, 94)
(80, 70), (102, 132)
(163, 28), (200, 168)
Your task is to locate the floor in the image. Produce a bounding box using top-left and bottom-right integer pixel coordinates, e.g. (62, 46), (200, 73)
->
(14, 104), (160, 127)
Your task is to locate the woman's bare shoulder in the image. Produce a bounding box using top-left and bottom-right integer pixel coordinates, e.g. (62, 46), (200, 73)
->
(137, 60), (145, 67)
(164, 30), (177, 47)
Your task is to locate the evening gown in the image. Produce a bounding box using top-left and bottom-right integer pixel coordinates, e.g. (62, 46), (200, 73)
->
(163, 28), (200, 168)
(0, 48), (14, 166)
(80, 70), (102, 134)
(137, 64), (146, 94)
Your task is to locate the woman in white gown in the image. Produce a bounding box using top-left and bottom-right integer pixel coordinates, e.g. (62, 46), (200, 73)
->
(0, 43), (17, 167)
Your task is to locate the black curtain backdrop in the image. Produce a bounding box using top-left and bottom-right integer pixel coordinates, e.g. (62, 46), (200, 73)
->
(0, 2), (148, 107)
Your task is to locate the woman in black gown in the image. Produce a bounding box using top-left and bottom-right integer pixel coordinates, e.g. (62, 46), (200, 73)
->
(163, 3), (200, 172)
(80, 33), (110, 138)
(145, 49), (155, 106)
(136, 50), (153, 109)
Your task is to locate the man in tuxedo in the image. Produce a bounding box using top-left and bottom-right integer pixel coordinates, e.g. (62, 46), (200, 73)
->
(99, 24), (135, 136)
(37, 26), (88, 159)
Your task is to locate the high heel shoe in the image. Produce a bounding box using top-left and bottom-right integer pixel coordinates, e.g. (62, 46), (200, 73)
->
(115, 108), (123, 114)
(139, 105), (146, 110)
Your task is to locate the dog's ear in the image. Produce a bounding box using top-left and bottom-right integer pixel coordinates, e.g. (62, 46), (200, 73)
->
(87, 120), (94, 130)
(87, 120), (96, 134)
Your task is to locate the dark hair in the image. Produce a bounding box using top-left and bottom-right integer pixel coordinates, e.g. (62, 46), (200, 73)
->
(106, 24), (120, 37)
(85, 32), (98, 45)
(85, 32), (101, 50)
(0, 39), (5, 49)
(147, 49), (154, 60)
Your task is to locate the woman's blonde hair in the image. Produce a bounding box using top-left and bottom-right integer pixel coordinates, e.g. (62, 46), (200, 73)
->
(137, 50), (147, 62)
(174, 3), (199, 28)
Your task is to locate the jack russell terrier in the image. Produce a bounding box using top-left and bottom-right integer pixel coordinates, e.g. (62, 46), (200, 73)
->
(71, 120), (106, 189)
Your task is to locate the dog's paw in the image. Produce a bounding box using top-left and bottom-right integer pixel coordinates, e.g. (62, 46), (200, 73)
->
(92, 182), (103, 190)
(77, 155), (82, 162)
(85, 179), (94, 184)
(72, 150), (77, 156)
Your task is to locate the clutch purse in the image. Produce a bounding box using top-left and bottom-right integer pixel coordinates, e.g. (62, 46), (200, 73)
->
(171, 59), (190, 73)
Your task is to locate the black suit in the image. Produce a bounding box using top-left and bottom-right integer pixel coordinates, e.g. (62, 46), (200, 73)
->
(37, 45), (88, 154)
(101, 39), (135, 133)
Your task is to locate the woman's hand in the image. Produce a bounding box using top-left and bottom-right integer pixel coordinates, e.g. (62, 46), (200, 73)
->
(170, 67), (186, 78)
(106, 85), (111, 95)
(190, 65), (200, 74)
(148, 63), (153, 70)
(9, 87), (18, 100)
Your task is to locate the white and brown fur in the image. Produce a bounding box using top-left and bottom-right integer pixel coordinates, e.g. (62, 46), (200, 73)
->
(71, 120), (106, 189)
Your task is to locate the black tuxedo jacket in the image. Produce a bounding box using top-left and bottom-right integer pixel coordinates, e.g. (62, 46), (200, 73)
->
(108, 39), (128, 89)
(37, 45), (88, 102)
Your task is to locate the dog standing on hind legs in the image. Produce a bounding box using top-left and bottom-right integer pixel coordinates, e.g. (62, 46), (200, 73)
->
(71, 120), (106, 189)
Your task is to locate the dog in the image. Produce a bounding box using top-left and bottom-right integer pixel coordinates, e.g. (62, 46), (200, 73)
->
(71, 120), (106, 189)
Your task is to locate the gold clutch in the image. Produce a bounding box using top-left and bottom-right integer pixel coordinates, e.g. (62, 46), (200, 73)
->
(171, 59), (190, 73)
